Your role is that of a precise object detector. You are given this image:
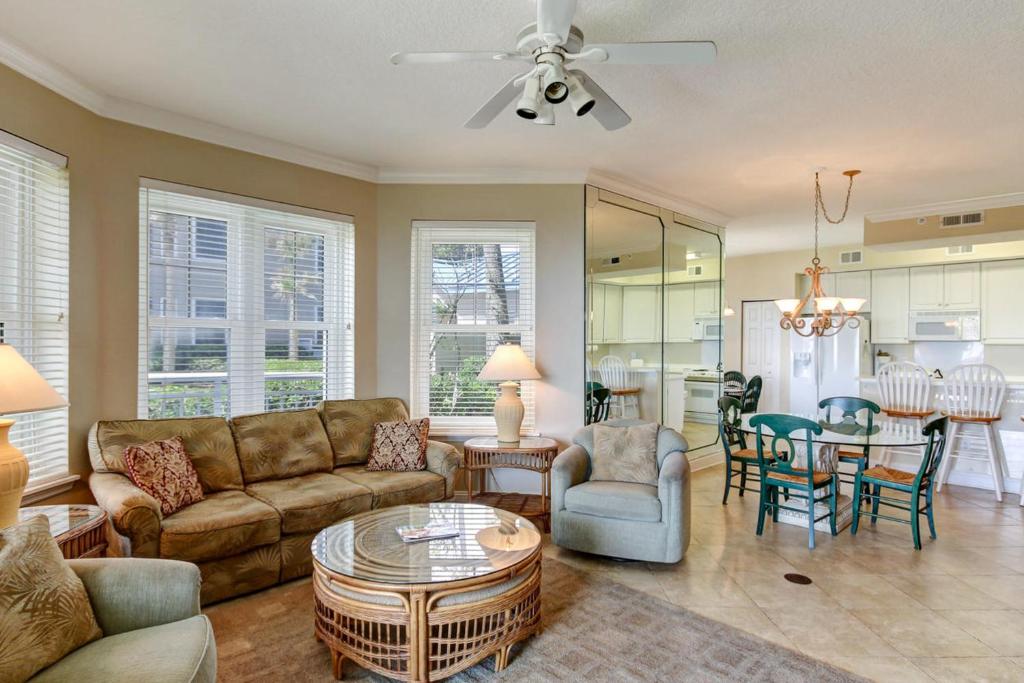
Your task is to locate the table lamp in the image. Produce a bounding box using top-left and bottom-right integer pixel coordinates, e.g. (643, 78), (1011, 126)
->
(0, 341), (67, 527)
(477, 344), (540, 444)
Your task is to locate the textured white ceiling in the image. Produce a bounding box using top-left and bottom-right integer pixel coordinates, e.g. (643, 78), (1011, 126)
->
(1, 0), (1022, 255)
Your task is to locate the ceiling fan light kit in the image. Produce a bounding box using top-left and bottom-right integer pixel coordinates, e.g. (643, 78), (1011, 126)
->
(390, 0), (716, 130)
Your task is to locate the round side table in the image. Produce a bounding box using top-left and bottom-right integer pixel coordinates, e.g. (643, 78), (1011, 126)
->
(462, 436), (558, 532)
(18, 504), (109, 559)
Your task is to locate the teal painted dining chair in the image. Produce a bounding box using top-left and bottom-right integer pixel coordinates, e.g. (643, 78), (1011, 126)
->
(851, 416), (948, 550)
(718, 396), (763, 504)
(750, 413), (838, 549)
(819, 396), (880, 495)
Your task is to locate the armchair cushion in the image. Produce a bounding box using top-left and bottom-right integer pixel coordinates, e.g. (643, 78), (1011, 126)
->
(159, 490), (279, 563)
(0, 517), (102, 682)
(574, 418), (688, 467)
(245, 472), (372, 534)
(563, 480), (662, 522)
(591, 422), (659, 485)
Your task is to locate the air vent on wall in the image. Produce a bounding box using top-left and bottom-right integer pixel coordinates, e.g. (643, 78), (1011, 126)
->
(946, 244), (974, 256)
(687, 264), (703, 276)
(839, 249), (863, 265)
(940, 211), (984, 228)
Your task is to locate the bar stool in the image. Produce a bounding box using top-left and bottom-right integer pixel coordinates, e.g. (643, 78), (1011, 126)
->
(936, 364), (1009, 501)
(597, 355), (641, 419)
(876, 362), (934, 467)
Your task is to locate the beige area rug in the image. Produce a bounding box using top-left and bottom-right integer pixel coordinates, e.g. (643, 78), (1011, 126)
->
(205, 558), (863, 682)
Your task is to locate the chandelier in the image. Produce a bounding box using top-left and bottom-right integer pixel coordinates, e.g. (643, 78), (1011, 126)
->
(774, 169), (865, 337)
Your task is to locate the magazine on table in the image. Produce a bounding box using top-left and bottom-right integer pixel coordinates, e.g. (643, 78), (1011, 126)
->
(396, 523), (461, 543)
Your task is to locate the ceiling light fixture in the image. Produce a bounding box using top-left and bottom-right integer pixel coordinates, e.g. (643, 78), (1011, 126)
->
(775, 169), (865, 337)
(515, 75), (543, 119)
(564, 70), (595, 116)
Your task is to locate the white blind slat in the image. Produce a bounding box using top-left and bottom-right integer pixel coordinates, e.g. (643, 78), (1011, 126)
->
(0, 138), (70, 486)
(410, 222), (536, 435)
(139, 186), (354, 419)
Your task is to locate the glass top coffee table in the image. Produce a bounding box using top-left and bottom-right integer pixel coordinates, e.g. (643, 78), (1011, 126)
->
(312, 503), (542, 682)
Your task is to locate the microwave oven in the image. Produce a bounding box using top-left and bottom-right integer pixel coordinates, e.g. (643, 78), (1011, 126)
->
(693, 317), (723, 341)
(908, 310), (980, 341)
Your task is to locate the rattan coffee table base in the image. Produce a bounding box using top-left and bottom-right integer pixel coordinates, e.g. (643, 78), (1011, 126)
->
(314, 549), (541, 682)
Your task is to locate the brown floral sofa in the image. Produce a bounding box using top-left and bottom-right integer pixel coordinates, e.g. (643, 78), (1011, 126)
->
(87, 398), (460, 604)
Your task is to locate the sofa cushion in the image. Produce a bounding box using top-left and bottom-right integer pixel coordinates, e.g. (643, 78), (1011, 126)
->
(30, 614), (215, 683)
(245, 472), (372, 534)
(89, 417), (244, 492)
(0, 517), (103, 682)
(319, 398), (410, 466)
(564, 480), (662, 522)
(366, 418), (430, 472)
(123, 436), (205, 516)
(230, 408), (333, 483)
(160, 490), (280, 563)
(333, 466), (446, 508)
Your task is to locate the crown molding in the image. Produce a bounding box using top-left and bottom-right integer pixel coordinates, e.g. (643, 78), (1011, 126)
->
(586, 170), (732, 226)
(0, 34), (107, 113)
(376, 167), (588, 184)
(865, 192), (1024, 223)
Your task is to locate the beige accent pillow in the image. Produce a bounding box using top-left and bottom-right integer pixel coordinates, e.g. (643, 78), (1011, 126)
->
(0, 516), (102, 681)
(590, 423), (660, 486)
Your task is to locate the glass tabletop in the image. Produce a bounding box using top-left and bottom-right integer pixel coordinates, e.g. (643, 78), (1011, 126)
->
(18, 504), (105, 538)
(312, 503), (541, 585)
(738, 412), (936, 448)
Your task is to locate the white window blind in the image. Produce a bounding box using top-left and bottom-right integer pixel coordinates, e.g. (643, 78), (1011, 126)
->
(0, 131), (70, 488)
(138, 181), (354, 419)
(410, 221), (536, 435)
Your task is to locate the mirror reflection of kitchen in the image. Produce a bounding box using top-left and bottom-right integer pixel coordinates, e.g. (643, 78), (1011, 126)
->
(585, 188), (724, 450)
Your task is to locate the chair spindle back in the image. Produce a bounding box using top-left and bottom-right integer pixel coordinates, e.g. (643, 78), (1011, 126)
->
(944, 364), (1006, 420)
(877, 361), (933, 416)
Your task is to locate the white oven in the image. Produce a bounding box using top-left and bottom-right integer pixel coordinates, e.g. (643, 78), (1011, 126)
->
(693, 317), (723, 341)
(909, 310), (980, 341)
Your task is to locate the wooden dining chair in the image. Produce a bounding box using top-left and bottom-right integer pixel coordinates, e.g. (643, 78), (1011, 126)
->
(876, 362), (933, 466)
(597, 355), (641, 419)
(718, 396), (763, 504)
(818, 396), (880, 496)
(750, 413), (838, 549)
(723, 370), (746, 399)
(585, 381), (611, 425)
(740, 375), (762, 414)
(852, 416), (949, 549)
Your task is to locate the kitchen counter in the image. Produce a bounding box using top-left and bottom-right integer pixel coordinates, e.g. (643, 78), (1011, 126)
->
(859, 375), (1024, 386)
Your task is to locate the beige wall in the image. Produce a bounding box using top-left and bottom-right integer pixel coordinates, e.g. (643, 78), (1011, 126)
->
(865, 206), (1024, 248)
(376, 184), (586, 445)
(0, 63), (379, 502)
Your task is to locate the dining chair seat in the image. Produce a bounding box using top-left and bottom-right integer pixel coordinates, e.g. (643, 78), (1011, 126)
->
(611, 387), (642, 396)
(883, 408), (933, 419)
(861, 465), (917, 486)
(766, 469), (832, 487)
(946, 413), (1001, 424)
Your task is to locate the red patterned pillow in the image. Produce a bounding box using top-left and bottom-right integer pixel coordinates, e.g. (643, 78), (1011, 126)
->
(123, 436), (204, 516)
(366, 418), (430, 472)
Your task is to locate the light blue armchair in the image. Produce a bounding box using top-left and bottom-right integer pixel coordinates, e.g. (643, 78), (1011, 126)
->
(30, 558), (216, 682)
(551, 420), (691, 563)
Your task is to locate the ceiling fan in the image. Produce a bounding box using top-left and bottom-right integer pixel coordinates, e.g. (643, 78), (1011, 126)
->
(390, 0), (716, 130)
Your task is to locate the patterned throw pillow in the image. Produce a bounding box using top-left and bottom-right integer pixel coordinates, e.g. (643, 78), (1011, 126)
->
(366, 418), (430, 472)
(123, 436), (205, 516)
(591, 423), (660, 486)
(0, 516), (103, 681)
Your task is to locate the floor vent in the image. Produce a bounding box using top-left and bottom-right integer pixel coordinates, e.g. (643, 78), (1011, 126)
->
(783, 573), (813, 585)
(940, 211), (984, 228)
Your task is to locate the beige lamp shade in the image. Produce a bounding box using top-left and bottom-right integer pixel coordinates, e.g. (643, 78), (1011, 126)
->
(477, 344), (541, 382)
(0, 343), (66, 415)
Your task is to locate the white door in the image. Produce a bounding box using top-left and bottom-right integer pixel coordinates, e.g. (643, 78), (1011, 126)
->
(621, 286), (659, 342)
(871, 268), (910, 343)
(909, 265), (944, 310)
(741, 300), (782, 412)
(943, 262), (980, 309)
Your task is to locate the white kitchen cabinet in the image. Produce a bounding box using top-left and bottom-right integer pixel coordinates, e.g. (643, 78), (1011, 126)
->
(834, 270), (871, 313)
(589, 283), (606, 343)
(665, 283), (695, 342)
(604, 284), (623, 342)
(909, 263), (980, 310)
(982, 260), (1024, 343)
(693, 281), (721, 316)
(621, 285), (660, 343)
(871, 268), (910, 343)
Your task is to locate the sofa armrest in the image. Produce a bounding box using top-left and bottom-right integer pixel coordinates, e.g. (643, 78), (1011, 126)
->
(551, 444), (590, 512)
(425, 440), (461, 498)
(69, 558), (200, 636)
(89, 472), (162, 558)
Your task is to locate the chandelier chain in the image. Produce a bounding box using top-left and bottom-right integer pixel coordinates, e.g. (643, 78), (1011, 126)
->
(811, 171), (855, 262)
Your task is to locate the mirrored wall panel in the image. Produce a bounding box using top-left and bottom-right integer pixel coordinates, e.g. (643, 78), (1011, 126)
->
(585, 187), (724, 450)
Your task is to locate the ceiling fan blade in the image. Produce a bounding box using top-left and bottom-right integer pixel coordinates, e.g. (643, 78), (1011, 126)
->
(536, 0), (577, 45)
(574, 72), (630, 131)
(464, 74), (527, 129)
(390, 51), (527, 65)
(581, 41), (717, 65)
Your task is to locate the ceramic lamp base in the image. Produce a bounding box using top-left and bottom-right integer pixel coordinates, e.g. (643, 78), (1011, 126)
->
(0, 418), (28, 528)
(493, 382), (525, 444)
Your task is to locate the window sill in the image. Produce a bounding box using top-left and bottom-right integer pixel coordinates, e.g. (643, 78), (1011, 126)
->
(429, 432), (541, 444)
(21, 474), (81, 505)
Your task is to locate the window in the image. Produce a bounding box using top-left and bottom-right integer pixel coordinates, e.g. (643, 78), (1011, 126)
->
(0, 131), (70, 490)
(410, 222), (536, 435)
(139, 181), (354, 419)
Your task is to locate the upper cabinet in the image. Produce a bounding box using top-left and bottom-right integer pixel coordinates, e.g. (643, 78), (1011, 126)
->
(693, 281), (721, 317)
(909, 263), (980, 310)
(834, 270), (871, 313)
(666, 284), (695, 342)
(871, 268), (910, 343)
(621, 286), (660, 343)
(590, 283), (606, 343)
(603, 284), (623, 343)
(981, 260), (1024, 344)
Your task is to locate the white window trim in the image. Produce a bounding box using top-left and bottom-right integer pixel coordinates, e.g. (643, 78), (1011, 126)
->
(410, 220), (537, 437)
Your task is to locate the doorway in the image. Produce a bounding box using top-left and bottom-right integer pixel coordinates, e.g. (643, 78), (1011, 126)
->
(741, 300), (783, 412)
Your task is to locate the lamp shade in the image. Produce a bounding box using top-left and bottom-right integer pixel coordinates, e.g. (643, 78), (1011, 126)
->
(477, 344), (541, 382)
(0, 344), (66, 415)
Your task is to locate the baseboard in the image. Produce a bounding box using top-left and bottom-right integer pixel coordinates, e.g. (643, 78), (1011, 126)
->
(944, 470), (1022, 494)
(687, 445), (724, 472)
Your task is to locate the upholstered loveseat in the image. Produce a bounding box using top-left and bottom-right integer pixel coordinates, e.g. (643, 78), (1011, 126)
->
(87, 398), (460, 604)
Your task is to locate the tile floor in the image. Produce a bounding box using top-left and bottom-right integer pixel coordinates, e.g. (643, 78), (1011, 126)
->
(543, 464), (1024, 682)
